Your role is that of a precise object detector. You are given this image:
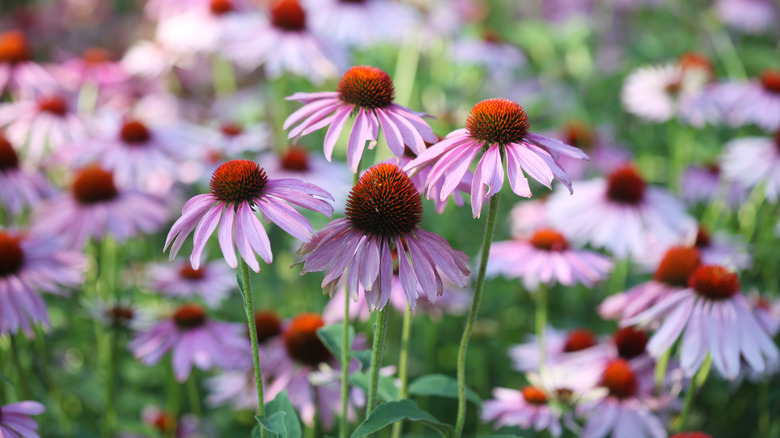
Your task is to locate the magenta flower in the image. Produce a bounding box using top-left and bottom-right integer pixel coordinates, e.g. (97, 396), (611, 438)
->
(624, 265), (780, 379)
(681, 163), (748, 208)
(600, 246), (702, 322)
(716, 70), (780, 131)
(580, 359), (667, 438)
(509, 326), (603, 372)
(0, 134), (53, 216)
(147, 259), (236, 307)
(33, 166), (169, 248)
(54, 48), (129, 91)
(487, 227), (613, 290)
(129, 304), (251, 381)
(404, 98), (588, 217)
(298, 163), (470, 310)
(400, 147), (472, 214)
(0, 401), (45, 437)
(0, 30), (54, 95)
(549, 121), (631, 181)
(547, 165), (695, 259)
(284, 65), (437, 172)
(0, 228), (86, 336)
(165, 159), (334, 273)
(720, 132), (780, 202)
(482, 386), (564, 436)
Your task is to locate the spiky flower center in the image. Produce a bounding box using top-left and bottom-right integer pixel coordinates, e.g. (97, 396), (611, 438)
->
(0, 232), (24, 277)
(563, 329), (596, 353)
(280, 146), (310, 172)
(653, 246), (701, 287)
(173, 304), (207, 329)
(689, 265), (739, 300)
(82, 48), (111, 65)
(345, 163), (422, 239)
(210, 0), (234, 15)
(271, 0), (306, 31)
(209, 160), (268, 204)
(254, 311), (282, 343)
(284, 313), (332, 366)
(179, 265), (205, 280)
(120, 120), (151, 146)
(521, 386), (548, 405)
(37, 95), (68, 116)
(694, 227), (710, 248)
(529, 228), (569, 252)
(220, 122), (243, 137)
(613, 327), (648, 360)
(678, 52), (713, 76)
(72, 167), (119, 205)
(0, 135), (19, 171)
(563, 121), (593, 150)
(601, 359), (637, 399)
(466, 98), (529, 146)
(337, 66), (395, 109)
(760, 69), (780, 94)
(0, 31), (30, 64)
(606, 166), (646, 204)
(107, 306), (135, 326)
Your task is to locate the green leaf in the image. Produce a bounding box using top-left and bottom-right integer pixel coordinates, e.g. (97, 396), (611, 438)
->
(0, 373), (13, 386)
(350, 399), (453, 438)
(317, 323), (354, 365)
(266, 390), (302, 438)
(408, 374), (481, 408)
(352, 350), (372, 372)
(255, 412), (287, 437)
(349, 371), (398, 402)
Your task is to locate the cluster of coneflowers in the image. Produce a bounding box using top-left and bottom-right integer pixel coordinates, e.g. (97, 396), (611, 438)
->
(1, 0), (780, 437)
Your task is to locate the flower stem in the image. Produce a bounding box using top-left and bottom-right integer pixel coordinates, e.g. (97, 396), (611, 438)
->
(9, 335), (32, 400)
(391, 305), (413, 438)
(454, 193), (500, 438)
(654, 348), (671, 393)
(101, 328), (119, 438)
(340, 284), (351, 438)
(239, 259), (266, 438)
(366, 305), (390, 415)
(187, 373), (202, 418)
(535, 284), (548, 370)
(677, 355), (711, 432)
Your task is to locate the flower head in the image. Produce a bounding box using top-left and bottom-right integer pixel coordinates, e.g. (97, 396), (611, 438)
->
(285, 66), (437, 172)
(165, 159), (334, 272)
(0, 401), (45, 437)
(405, 98), (588, 217)
(0, 133), (53, 216)
(298, 163), (469, 310)
(147, 259), (236, 307)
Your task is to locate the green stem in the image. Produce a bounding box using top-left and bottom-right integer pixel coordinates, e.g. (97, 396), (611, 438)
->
(9, 335), (32, 400)
(33, 326), (74, 437)
(454, 193), (501, 438)
(391, 305), (413, 438)
(535, 284), (548, 370)
(166, 365), (180, 438)
(340, 284), (351, 438)
(240, 259), (266, 438)
(187, 373), (202, 418)
(677, 355), (711, 432)
(101, 328), (119, 438)
(654, 348), (671, 393)
(365, 305), (390, 415)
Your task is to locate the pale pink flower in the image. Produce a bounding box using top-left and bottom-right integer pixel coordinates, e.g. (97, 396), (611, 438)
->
(0, 133), (54, 217)
(720, 133), (780, 202)
(714, 0), (776, 34)
(0, 401), (46, 438)
(548, 121), (631, 181)
(165, 160), (334, 273)
(488, 227), (613, 290)
(54, 48), (129, 91)
(284, 65), (437, 173)
(405, 99), (588, 218)
(147, 259), (235, 307)
(155, 0), (248, 56)
(451, 30), (527, 83)
(715, 70), (780, 131)
(305, 0), (419, 48)
(0, 30), (54, 95)
(681, 163), (748, 208)
(509, 326), (604, 372)
(624, 265), (779, 379)
(129, 304), (251, 382)
(32, 166), (169, 248)
(547, 165), (696, 259)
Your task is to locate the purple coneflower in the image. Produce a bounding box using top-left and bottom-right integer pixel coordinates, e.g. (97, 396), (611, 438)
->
(625, 265), (780, 379)
(165, 159), (334, 273)
(720, 132), (780, 202)
(580, 359), (667, 438)
(487, 227), (613, 290)
(404, 98), (588, 217)
(147, 259), (235, 307)
(681, 162), (748, 208)
(0, 401), (45, 437)
(600, 246), (702, 322)
(220, 0), (347, 84)
(297, 163), (470, 310)
(482, 386), (564, 436)
(547, 165), (695, 259)
(284, 65), (437, 172)
(33, 166), (169, 248)
(692, 226), (752, 270)
(0, 134), (53, 216)
(510, 327), (603, 372)
(0, 87), (86, 163)
(714, 0), (776, 34)
(54, 48), (129, 91)
(305, 0), (419, 48)
(450, 30), (526, 84)
(550, 121), (631, 181)
(0, 228), (86, 336)
(400, 143), (472, 214)
(751, 292), (780, 337)
(716, 70), (780, 131)
(0, 30), (54, 95)
(129, 304), (250, 381)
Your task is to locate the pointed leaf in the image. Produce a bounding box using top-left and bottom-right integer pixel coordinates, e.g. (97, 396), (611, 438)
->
(349, 371), (398, 402)
(350, 399), (453, 438)
(256, 412), (287, 436)
(408, 374), (482, 408)
(266, 390), (302, 438)
(352, 350), (372, 372)
(317, 323), (354, 366)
